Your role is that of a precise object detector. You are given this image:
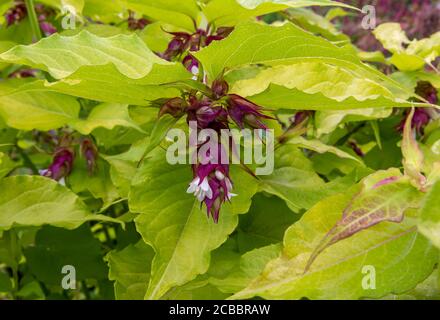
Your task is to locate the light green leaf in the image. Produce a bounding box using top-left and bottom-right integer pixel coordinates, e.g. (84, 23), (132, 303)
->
(129, 150), (239, 300)
(72, 103), (145, 135)
(315, 108), (392, 137)
(231, 63), (411, 110)
(233, 185), (437, 300)
(287, 136), (362, 164)
(44, 64), (188, 106)
(203, 0), (356, 27)
(286, 8), (349, 41)
(195, 22), (411, 100)
(106, 240), (155, 300)
(38, 0), (84, 13)
(374, 23), (440, 71)
(305, 170), (424, 272)
(124, 0), (199, 31)
(0, 80), (80, 131)
(0, 175), (120, 230)
(0, 30), (178, 79)
(373, 23), (410, 53)
(259, 144), (360, 211)
(210, 243), (282, 293)
(418, 181), (440, 249)
(247, 84), (416, 111)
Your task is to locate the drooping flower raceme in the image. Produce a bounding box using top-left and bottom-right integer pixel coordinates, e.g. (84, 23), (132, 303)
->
(160, 75), (272, 222)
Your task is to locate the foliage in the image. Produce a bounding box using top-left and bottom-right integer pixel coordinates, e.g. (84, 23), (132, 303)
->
(0, 0), (439, 301)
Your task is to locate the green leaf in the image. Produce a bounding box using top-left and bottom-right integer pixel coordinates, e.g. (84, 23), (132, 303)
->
(129, 150), (240, 299)
(106, 240), (155, 300)
(418, 181), (440, 249)
(237, 193), (300, 252)
(0, 175), (120, 230)
(305, 170), (424, 272)
(374, 23), (440, 71)
(0, 270), (12, 293)
(203, 0), (356, 27)
(230, 63), (413, 110)
(233, 184), (438, 300)
(43, 62), (189, 107)
(0, 30), (181, 80)
(315, 108), (392, 137)
(0, 80), (80, 131)
(124, 0), (199, 31)
(195, 22), (411, 100)
(287, 137), (362, 164)
(24, 225), (108, 286)
(138, 114), (178, 164)
(258, 144), (360, 211)
(72, 103), (145, 135)
(286, 8), (349, 42)
(209, 243), (282, 293)
(373, 23), (410, 53)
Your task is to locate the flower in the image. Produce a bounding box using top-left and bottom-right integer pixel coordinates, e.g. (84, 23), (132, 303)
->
(397, 108), (431, 135)
(182, 54), (199, 75)
(80, 138), (98, 175)
(186, 95), (229, 130)
(39, 21), (57, 36)
(187, 148), (236, 223)
(159, 97), (187, 118)
(43, 148), (74, 181)
(206, 27), (234, 46)
(397, 81), (438, 135)
(211, 77), (229, 100)
(4, 1), (26, 26)
(127, 11), (150, 30)
(416, 81), (438, 105)
(227, 94), (273, 129)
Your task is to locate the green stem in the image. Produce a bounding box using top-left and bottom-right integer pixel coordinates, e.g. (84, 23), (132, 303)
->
(24, 0), (43, 41)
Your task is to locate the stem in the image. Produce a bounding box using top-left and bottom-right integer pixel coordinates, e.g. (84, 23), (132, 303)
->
(16, 146), (39, 175)
(24, 0), (42, 41)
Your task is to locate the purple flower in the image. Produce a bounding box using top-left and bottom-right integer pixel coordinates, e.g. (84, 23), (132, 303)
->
(127, 11), (150, 30)
(211, 77), (229, 100)
(80, 139), (98, 175)
(8, 69), (37, 78)
(187, 145), (235, 223)
(416, 81), (438, 105)
(39, 21), (57, 36)
(159, 97), (187, 118)
(206, 27), (234, 46)
(397, 108), (431, 135)
(4, 2), (26, 26)
(397, 81), (438, 135)
(227, 94), (273, 129)
(182, 54), (199, 75)
(43, 148), (74, 181)
(187, 95), (229, 130)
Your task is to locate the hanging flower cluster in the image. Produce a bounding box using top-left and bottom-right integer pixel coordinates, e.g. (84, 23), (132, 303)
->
(159, 27), (234, 74)
(41, 135), (99, 182)
(159, 74), (273, 222)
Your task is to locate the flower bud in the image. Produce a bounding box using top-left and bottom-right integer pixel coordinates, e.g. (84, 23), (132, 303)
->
(159, 97), (186, 118)
(211, 78), (229, 99)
